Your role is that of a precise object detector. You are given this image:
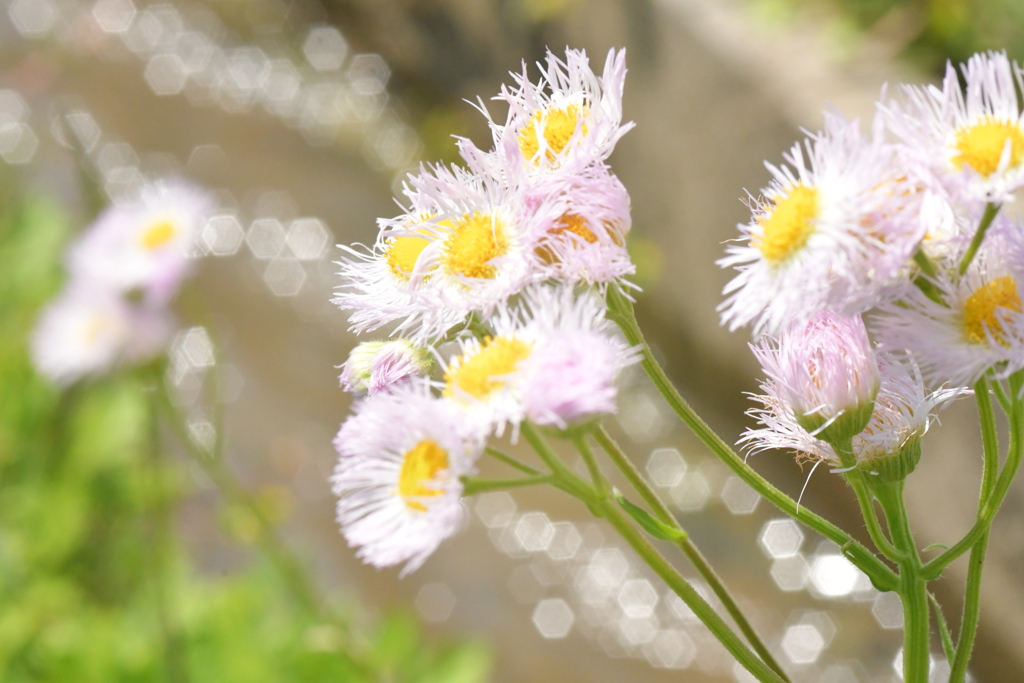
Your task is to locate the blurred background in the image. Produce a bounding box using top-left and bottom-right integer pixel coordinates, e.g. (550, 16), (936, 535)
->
(2, 0), (1023, 681)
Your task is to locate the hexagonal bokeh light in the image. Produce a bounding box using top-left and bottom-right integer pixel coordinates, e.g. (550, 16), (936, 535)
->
(646, 447), (686, 487)
(781, 623), (825, 664)
(415, 582), (455, 623)
(201, 215), (245, 256)
(532, 598), (575, 639)
(872, 591), (904, 630)
(758, 519), (805, 559)
(721, 476), (760, 515)
(618, 579), (658, 618)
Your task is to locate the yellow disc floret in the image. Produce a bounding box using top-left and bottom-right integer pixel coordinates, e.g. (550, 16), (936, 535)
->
(140, 220), (177, 251)
(443, 336), (533, 401)
(963, 275), (1022, 346)
(953, 118), (1024, 177)
(385, 230), (434, 280)
(442, 211), (509, 279)
(397, 439), (449, 512)
(518, 104), (586, 163)
(754, 185), (819, 263)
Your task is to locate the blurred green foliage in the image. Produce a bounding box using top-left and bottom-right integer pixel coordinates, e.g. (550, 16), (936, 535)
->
(750, 0), (1024, 73)
(0, 194), (491, 682)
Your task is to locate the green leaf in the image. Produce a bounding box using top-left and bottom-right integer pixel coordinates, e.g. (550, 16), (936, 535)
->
(613, 489), (687, 542)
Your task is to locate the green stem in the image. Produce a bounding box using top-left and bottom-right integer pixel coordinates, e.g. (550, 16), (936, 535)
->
(461, 474), (555, 495)
(949, 373), (1022, 681)
(913, 249), (939, 279)
(605, 288), (898, 591)
(975, 377), (1000, 503)
(519, 422), (592, 499)
(930, 592), (956, 665)
(958, 202), (1001, 276)
(145, 384), (188, 683)
(593, 427), (791, 682)
(949, 532), (987, 682)
(595, 497), (787, 683)
(573, 433), (609, 496)
(875, 482), (929, 683)
(847, 471), (905, 562)
(923, 375), (1024, 580)
(485, 446), (542, 475)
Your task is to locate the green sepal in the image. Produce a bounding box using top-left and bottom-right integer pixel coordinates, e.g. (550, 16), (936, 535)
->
(798, 398), (876, 453)
(613, 489), (687, 542)
(859, 436), (922, 484)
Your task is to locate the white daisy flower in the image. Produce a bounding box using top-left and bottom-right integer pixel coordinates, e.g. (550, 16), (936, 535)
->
(718, 112), (925, 336)
(872, 215), (1024, 388)
(881, 51), (1024, 204)
(442, 285), (634, 434)
(31, 283), (131, 386)
(486, 47), (634, 175)
(67, 178), (215, 305)
(339, 339), (433, 396)
(331, 383), (485, 576)
(335, 157), (539, 341)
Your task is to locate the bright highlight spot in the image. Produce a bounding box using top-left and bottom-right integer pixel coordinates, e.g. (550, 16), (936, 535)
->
(397, 439), (448, 512)
(444, 336), (532, 400)
(963, 275), (1022, 345)
(953, 119), (1024, 177)
(755, 185), (818, 263)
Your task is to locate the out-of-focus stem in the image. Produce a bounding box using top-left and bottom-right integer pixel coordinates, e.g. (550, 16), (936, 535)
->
(593, 427), (791, 682)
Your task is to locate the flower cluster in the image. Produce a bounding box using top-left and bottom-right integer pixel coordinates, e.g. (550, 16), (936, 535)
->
(32, 179), (214, 385)
(331, 49), (639, 574)
(732, 52), (1024, 472)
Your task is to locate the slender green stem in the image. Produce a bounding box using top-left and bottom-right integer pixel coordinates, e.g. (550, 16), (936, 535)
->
(991, 377), (1012, 415)
(948, 373), (1022, 681)
(975, 377), (1000, 503)
(595, 498), (787, 683)
(875, 482), (929, 683)
(958, 202), (1001, 276)
(573, 433), (609, 496)
(923, 375), (1024, 580)
(591, 427), (791, 682)
(461, 474), (555, 495)
(847, 471), (905, 562)
(485, 446), (542, 475)
(145, 384), (188, 683)
(519, 422), (592, 500)
(930, 592), (956, 665)
(605, 289), (898, 591)
(949, 532), (988, 682)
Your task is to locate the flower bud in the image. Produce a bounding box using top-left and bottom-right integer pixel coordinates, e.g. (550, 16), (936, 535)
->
(752, 311), (879, 451)
(340, 340), (433, 396)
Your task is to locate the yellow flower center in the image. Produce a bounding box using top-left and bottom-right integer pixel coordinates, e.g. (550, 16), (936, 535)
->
(517, 104), (586, 163)
(953, 119), (1024, 177)
(443, 336), (533, 400)
(442, 211), (509, 279)
(397, 439), (449, 512)
(140, 220), (177, 251)
(535, 213), (626, 264)
(754, 185), (819, 263)
(963, 276), (1022, 345)
(385, 230), (434, 280)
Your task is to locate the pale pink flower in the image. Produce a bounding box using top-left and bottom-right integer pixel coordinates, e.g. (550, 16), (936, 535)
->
(719, 112), (925, 336)
(68, 178), (214, 305)
(881, 51), (1024, 204)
